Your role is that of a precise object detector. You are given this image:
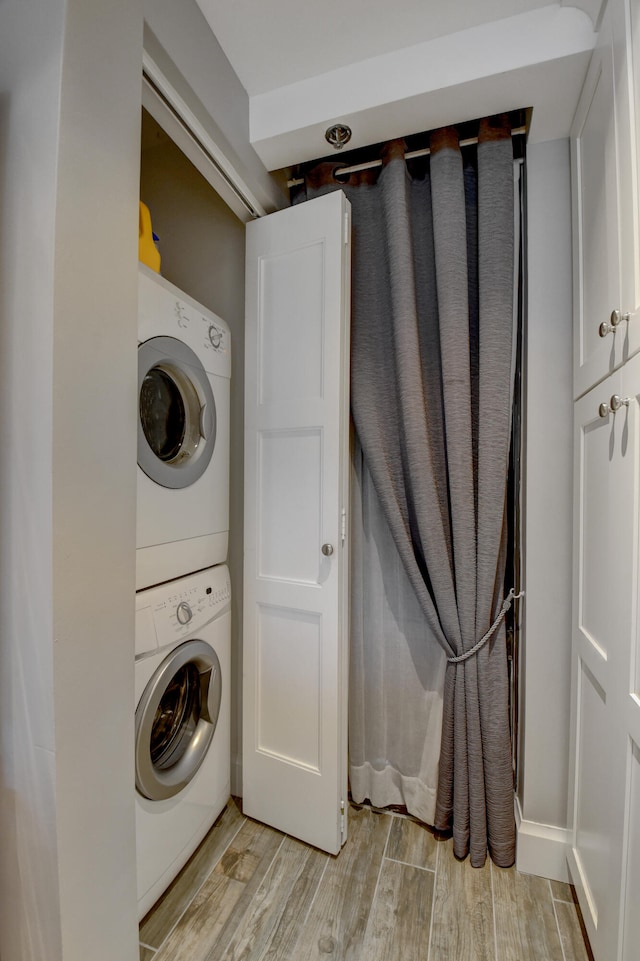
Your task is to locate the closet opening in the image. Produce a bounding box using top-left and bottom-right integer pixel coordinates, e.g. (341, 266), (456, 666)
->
(138, 104), (247, 798)
(288, 109), (527, 851)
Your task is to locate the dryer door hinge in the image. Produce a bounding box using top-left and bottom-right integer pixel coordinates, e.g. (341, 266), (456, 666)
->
(341, 507), (347, 544)
(340, 799), (346, 839)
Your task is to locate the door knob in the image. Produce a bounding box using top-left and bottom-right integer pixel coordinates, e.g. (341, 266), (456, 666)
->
(321, 543), (334, 556)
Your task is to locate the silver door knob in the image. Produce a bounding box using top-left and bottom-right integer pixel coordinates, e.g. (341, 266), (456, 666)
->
(599, 309), (629, 337)
(598, 402), (610, 418)
(321, 543), (334, 556)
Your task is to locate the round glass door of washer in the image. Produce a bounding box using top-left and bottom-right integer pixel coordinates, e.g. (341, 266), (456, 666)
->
(135, 639), (222, 801)
(138, 336), (216, 490)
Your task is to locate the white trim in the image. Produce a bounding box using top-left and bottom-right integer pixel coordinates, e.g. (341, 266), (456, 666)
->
(515, 796), (570, 882)
(561, 0), (607, 31)
(142, 50), (267, 223)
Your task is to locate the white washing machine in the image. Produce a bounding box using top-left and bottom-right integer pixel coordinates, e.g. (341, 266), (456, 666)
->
(135, 564), (231, 920)
(137, 264), (231, 590)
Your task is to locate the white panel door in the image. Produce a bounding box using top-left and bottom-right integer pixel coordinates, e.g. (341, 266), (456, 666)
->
(243, 190), (351, 854)
(568, 369), (627, 961)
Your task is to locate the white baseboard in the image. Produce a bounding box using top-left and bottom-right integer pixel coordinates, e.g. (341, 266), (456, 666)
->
(515, 797), (570, 882)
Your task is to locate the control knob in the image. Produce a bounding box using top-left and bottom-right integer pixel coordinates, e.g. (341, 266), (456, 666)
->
(176, 601), (193, 625)
(208, 325), (222, 349)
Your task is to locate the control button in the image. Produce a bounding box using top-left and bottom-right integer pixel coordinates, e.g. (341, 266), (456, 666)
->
(175, 303), (189, 329)
(176, 601), (193, 625)
(208, 325), (222, 349)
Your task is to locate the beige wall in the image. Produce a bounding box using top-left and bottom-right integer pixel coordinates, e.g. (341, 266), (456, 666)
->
(52, 0), (142, 956)
(0, 0), (281, 952)
(143, 0), (286, 215)
(518, 138), (574, 875)
(0, 0), (142, 958)
(0, 1), (65, 955)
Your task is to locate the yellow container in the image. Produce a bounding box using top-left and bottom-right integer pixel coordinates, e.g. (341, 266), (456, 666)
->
(138, 202), (161, 273)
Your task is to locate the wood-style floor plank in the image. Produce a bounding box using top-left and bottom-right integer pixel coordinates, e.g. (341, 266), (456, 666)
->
(288, 804), (391, 961)
(140, 799), (245, 949)
(360, 859), (434, 961)
(429, 839), (494, 961)
(555, 900), (594, 961)
(140, 802), (594, 961)
(260, 843), (329, 961)
(492, 864), (564, 961)
(218, 835), (328, 961)
(550, 879), (574, 903)
(152, 819), (283, 961)
(385, 817), (438, 871)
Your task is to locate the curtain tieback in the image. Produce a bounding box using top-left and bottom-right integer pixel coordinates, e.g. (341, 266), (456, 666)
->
(447, 588), (525, 664)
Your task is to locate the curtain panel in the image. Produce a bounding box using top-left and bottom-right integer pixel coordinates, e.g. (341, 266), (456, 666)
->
(296, 115), (517, 867)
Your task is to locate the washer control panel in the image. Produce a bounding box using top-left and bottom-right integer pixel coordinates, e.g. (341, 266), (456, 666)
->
(135, 564), (231, 657)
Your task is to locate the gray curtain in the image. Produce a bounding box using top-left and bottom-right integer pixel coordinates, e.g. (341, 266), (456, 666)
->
(297, 115), (516, 867)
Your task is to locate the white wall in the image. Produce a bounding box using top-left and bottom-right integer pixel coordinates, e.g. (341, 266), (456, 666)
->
(517, 137), (574, 880)
(0, 0), (142, 958)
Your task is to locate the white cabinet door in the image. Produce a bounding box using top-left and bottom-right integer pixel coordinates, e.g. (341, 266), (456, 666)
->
(242, 190), (351, 854)
(572, 1), (629, 398)
(568, 370), (627, 961)
(572, 0), (640, 399)
(614, 353), (640, 961)
(625, 0), (640, 362)
(568, 355), (640, 961)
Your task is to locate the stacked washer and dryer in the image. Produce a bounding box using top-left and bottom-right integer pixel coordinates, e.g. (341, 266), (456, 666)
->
(134, 264), (232, 920)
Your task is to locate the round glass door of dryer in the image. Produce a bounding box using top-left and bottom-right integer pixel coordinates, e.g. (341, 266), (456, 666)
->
(138, 336), (216, 489)
(135, 639), (222, 801)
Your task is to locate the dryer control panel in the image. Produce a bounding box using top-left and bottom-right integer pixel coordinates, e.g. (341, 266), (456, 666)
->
(138, 264), (231, 378)
(135, 564), (231, 658)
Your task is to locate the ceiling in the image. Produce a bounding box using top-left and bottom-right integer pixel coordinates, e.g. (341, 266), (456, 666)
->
(193, 0), (601, 169)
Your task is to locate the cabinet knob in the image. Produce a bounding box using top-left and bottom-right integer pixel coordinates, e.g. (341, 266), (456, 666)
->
(609, 394), (631, 412)
(599, 309), (629, 338)
(599, 395), (632, 418)
(321, 543), (334, 556)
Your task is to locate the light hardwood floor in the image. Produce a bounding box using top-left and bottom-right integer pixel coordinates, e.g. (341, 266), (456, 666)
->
(139, 800), (593, 961)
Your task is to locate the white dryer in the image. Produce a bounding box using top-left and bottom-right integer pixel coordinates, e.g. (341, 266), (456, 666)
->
(135, 564), (231, 920)
(137, 264), (231, 590)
